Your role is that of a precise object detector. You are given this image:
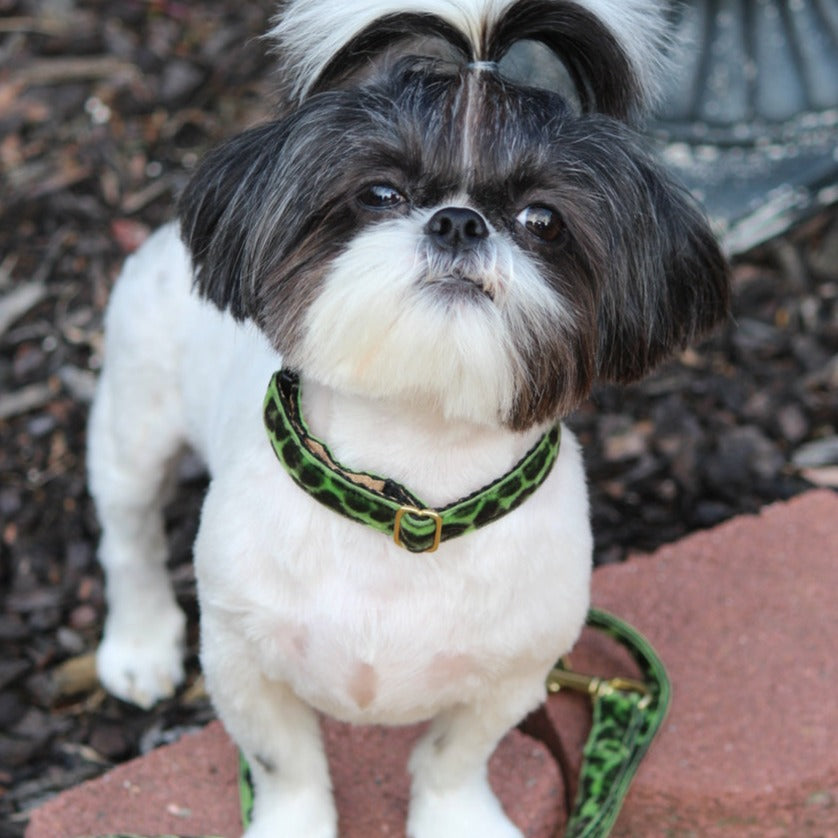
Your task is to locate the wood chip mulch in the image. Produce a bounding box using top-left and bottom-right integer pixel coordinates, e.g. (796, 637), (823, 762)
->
(1, 3), (836, 836)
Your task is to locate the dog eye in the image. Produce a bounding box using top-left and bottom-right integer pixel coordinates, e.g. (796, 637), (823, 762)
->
(516, 205), (563, 242)
(358, 184), (406, 210)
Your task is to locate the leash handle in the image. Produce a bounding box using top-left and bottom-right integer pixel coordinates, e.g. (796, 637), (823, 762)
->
(559, 608), (671, 838)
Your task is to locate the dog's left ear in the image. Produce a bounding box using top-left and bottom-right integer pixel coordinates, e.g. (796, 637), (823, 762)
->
(594, 160), (730, 383)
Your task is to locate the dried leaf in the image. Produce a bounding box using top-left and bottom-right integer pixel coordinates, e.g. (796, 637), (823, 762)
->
(51, 653), (98, 702)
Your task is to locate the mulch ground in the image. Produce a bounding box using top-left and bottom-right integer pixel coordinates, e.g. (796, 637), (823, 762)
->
(1, 2), (836, 836)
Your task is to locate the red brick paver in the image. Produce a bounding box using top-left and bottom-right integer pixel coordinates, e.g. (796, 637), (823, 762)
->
(25, 719), (563, 837)
(549, 489), (838, 837)
(26, 490), (838, 837)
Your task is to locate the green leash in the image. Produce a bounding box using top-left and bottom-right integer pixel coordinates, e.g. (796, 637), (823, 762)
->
(545, 608), (670, 837)
(258, 369), (672, 832)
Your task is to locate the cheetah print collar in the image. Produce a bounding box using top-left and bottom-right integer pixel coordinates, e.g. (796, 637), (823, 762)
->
(263, 369), (562, 553)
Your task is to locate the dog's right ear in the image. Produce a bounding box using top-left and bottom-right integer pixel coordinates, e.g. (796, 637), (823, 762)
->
(178, 120), (291, 320)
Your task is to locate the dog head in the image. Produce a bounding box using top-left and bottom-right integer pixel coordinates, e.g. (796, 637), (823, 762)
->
(179, 2), (729, 430)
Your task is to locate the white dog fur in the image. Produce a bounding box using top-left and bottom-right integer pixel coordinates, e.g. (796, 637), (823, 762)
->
(88, 1), (727, 835)
(89, 221), (591, 837)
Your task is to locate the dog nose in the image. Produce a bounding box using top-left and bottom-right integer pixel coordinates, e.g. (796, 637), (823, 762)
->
(426, 207), (489, 251)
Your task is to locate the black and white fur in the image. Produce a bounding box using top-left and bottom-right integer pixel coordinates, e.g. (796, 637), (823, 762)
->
(88, 2), (729, 836)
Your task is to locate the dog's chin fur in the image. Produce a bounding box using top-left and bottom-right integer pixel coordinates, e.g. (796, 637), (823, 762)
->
(89, 2), (730, 836)
(290, 215), (571, 427)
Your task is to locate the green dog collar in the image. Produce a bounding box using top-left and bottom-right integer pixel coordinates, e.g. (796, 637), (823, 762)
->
(263, 369), (561, 553)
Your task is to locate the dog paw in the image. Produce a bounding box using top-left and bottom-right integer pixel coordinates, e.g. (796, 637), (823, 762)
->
(244, 787), (337, 838)
(96, 611), (186, 709)
(407, 780), (523, 838)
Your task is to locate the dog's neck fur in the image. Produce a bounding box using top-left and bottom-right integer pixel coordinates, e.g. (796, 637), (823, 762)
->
(298, 374), (549, 509)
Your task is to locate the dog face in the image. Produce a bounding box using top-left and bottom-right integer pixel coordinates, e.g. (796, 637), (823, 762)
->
(179, 6), (728, 431)
(179, 65), (728, 429)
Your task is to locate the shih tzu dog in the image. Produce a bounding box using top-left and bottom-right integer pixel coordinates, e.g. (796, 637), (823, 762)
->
(88, 1), (729, 836)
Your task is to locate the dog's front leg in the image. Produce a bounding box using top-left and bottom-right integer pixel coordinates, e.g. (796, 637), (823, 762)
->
(200, 608), (337, 838)
(407, 679), (544, 838)
(88, 370), (187, 709)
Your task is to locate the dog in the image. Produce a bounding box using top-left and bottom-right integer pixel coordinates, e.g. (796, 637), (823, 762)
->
(87, 1), (729, 835)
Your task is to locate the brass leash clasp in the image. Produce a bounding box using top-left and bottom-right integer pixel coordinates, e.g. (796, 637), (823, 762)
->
(547, 658), (651, 707)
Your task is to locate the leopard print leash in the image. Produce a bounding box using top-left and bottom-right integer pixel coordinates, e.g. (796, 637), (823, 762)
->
(523, 608), (672, 837)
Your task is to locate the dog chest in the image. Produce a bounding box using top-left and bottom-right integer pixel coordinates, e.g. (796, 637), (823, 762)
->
(196, 473), (590, 726)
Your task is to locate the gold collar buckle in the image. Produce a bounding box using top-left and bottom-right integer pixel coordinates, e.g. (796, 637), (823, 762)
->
(393, 506), (443, 553)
